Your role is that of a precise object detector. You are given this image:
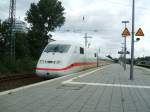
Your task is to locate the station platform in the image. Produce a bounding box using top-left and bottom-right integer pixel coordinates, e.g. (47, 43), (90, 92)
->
(0, 64), (150, 112)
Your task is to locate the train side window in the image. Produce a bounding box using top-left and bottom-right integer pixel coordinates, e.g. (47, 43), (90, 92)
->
(80, 47), (84, 54)
(94, 53), (97, 57)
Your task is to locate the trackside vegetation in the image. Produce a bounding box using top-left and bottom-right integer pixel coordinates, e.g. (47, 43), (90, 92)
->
(0, 0), (65, 74)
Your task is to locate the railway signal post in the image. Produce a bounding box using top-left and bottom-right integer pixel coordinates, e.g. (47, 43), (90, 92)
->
(122, 21), (130, 70)
(9, 0), (16, 63)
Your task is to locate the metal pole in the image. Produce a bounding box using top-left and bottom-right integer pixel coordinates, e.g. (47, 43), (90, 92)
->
(84, 33), (92, 47)
(122, 21), (129, 70)
(9, 0), (16, 62)
(124, 36), (126, 70)
(97, 52), (98, 67)
(121, 46), (124, 67)
(97, 48), (100, 67)
(85, 33), (87, 47)
(130, 0), (135, 80)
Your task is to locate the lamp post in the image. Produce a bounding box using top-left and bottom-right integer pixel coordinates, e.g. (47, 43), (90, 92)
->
(130, 0), (135, 80)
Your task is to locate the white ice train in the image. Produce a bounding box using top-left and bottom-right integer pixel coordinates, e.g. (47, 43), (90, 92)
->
(36, 40), (111, 77)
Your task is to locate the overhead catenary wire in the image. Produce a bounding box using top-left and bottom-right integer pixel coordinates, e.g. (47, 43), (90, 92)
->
(57, 0), (149, 35)
(103, 0), (150, 13)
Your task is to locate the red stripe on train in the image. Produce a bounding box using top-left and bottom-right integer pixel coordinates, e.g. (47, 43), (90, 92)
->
(35, 62), (97, 71)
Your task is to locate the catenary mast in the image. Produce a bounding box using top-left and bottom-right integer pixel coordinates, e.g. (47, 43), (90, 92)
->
(9, 0), (16, 61)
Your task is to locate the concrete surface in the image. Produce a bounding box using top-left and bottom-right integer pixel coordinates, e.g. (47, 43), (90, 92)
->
(0, 64), (150, 112)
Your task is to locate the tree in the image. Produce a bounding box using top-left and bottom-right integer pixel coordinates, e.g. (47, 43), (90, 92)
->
(0, 20), (35, 74)
(0, 21), (10, 56)
(15, 32), (30, 59)
(0, 20), (30, 59)
(25, 0), (65, 58)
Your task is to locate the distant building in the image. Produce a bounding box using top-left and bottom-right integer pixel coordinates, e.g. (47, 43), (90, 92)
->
(13, 19), (28, 33)
(4, 18), (28, 33)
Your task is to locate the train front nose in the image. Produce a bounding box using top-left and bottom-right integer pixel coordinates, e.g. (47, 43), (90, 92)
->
(36, 59), (66, 77)
(35, 43), (71, 78)
(36, 70), (61, 78)
(36, 69), (49, 77)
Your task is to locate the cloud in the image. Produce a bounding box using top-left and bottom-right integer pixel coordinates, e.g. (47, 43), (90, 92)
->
(0, 0), (149, 57)
(0, 0), (39, 21)
(58, 0), (150, 57)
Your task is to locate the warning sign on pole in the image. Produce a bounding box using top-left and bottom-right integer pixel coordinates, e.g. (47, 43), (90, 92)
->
(122, 27), (130, 37)
(135, 28), (144, 36)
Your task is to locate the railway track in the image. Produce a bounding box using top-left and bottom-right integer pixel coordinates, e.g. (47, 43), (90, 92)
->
(137, 64), (150, 69)
(0, 74), (37, 82)
(0, 74), (48, 92)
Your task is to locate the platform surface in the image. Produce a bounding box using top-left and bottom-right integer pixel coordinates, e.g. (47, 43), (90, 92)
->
(0, 64), (150, 112)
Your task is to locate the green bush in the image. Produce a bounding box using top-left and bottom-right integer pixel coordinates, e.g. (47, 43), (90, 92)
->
(15, 57), (37, 73)
(0, 60), (9, 73)
(0, 56), (38, 74)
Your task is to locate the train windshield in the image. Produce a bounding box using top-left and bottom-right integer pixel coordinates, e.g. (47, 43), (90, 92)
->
(44, 44), (71, 53)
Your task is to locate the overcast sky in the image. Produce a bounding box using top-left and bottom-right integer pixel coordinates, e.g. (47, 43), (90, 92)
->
(0, 0), (150, 58)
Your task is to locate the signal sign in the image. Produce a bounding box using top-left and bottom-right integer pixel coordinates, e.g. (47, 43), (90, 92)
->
(122, 27), (130, 37)
(135, 28), (144, 36)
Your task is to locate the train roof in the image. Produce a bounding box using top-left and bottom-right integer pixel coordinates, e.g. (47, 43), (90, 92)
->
(48, 40), (84, 47)
(100, 56), (114, 61)
(49, 41), (98, 52)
